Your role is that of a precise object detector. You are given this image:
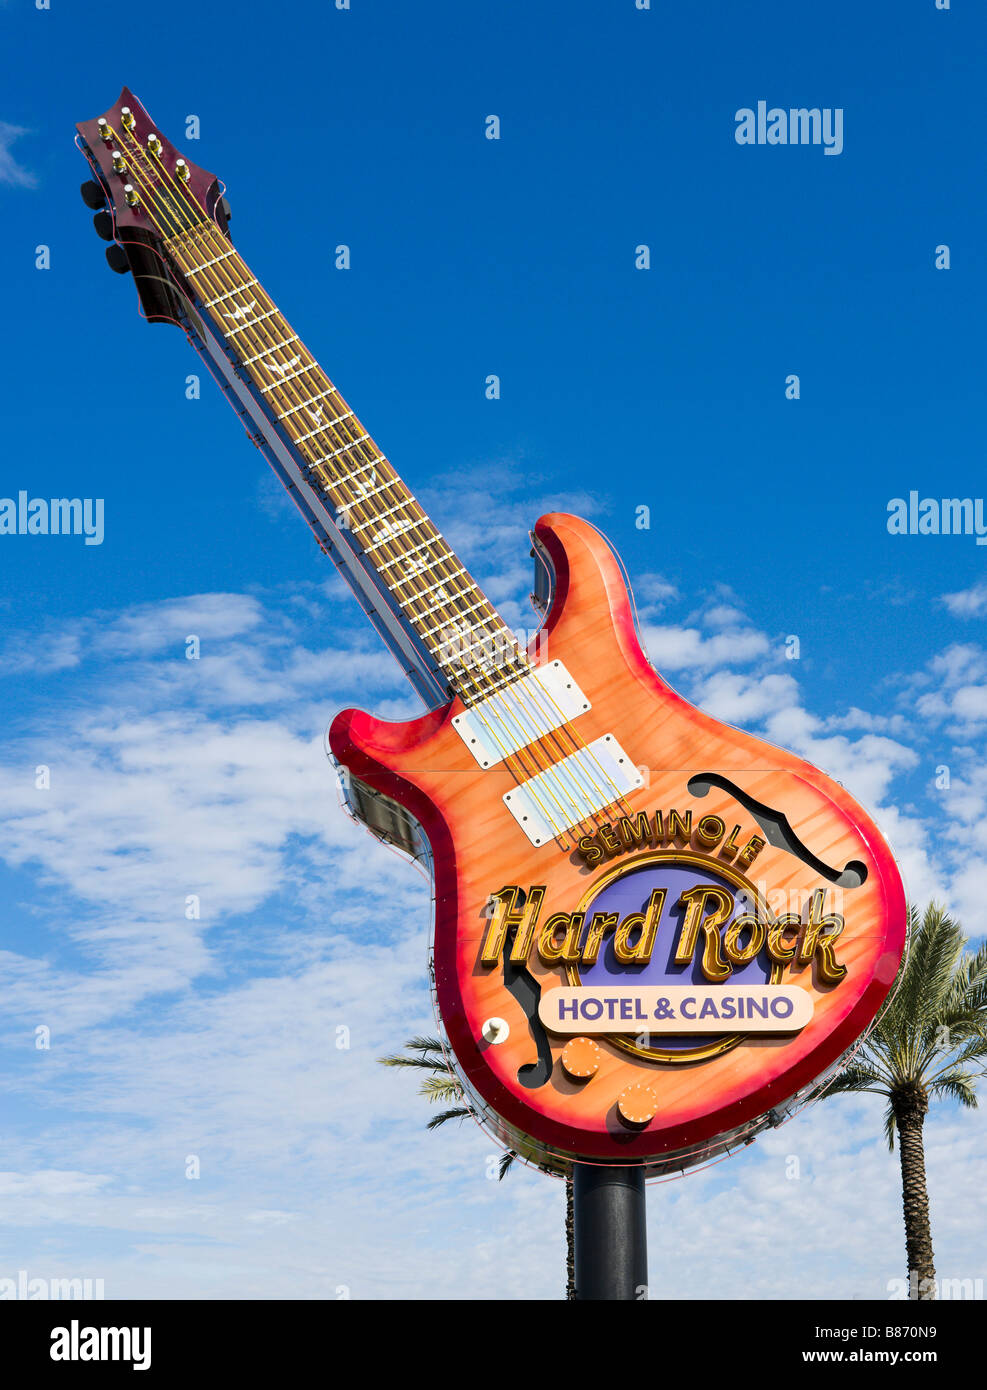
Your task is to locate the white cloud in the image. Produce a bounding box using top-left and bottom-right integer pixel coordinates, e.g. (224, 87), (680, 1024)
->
(910, 643), (987, 733)
(696, 670), (801, 726)
(641, 623), (772, 671)
(823, 706), (909, 737)
(0, 578), (984, 1298)
(703, 603), (748, 629)
(0, 122), (35, 189)
(942, 582), (987, 618)
(631, 572), (680, 618)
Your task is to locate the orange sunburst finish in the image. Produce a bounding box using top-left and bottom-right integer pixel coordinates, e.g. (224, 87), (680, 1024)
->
(329, 514), (906, 1168)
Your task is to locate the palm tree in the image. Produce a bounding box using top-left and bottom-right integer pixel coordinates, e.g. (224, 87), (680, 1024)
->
(817, 903), (987, 1298)
(379, 1035), (576, 1298)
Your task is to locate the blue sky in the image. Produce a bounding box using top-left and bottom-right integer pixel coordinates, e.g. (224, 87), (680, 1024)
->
(0, 0), (985, 1298)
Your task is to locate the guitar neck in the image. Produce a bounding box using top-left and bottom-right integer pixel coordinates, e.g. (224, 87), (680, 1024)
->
(165, 222), (527, 707)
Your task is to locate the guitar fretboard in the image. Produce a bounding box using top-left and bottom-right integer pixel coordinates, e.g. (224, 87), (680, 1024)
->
(164, 223), (528, 705)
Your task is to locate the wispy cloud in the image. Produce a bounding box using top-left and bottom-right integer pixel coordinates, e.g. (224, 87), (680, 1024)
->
(942, 581), (987, 619)
(0, 122), (36, 189)
(0, 575), (982, 1296)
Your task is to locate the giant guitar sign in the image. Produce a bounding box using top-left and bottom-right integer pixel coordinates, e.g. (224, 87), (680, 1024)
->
(76, 91), (907, 1174)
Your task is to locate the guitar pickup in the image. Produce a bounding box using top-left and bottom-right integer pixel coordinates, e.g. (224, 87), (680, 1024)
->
(451, 660), (591, 769)
(504, 735), (644, 847)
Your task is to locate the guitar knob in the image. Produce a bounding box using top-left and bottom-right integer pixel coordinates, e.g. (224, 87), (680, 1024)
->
(561, 1036), (602, 1081)
(92, 211), (114, 242)
(80, 179), (105, 210)
(105, 244), (130, 275)
(616, 1081), (660, 1127)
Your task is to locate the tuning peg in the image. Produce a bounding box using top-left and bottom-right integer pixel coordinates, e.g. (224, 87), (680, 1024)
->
(80, 179), (106, 210)
(219, 196), (232, 222)
(93, 211), (114, 242)
(105, 244), (130, 275)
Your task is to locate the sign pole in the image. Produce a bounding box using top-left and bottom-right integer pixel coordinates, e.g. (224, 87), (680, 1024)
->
(572, 1163), (647, 1300)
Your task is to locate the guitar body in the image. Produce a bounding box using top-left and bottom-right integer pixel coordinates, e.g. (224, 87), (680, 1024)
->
(75, 91), (906, 1174)
(331, 513), (907, 1169)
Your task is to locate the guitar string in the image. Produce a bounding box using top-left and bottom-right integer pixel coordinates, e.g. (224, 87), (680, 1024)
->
(111, 131), (629, 846)
(129, 143), (633, 838)
(108, 133), (587, 847)
(109, 124), (633, 840)
(134, 137), (639, 844)
(126, 141), (633, 841)
(113, 143), (594, 845)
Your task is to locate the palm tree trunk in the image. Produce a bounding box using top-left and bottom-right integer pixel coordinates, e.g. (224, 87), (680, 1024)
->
(893, 1084), (936, 1299)
(565, 1175), (575, 1300)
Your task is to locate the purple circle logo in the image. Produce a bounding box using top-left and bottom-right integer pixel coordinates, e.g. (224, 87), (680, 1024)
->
(574, 853), (775, 1061)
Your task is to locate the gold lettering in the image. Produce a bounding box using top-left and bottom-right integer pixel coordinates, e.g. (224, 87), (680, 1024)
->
(720, 824), (742, 858)
(737, 834), (766, 867)
(598, 825), (621, 855)
(723, 912), (766, 965)
(797, 889), (847, 984)
(673, 885), (733, 981)
(580, 911), (618, 965)
(613, 889), (666, 964)
(766, 913), (801, 964)
(537, 911), (585, 965)
(666, 808), (692, 843)
(618, 812), (653, 850)
(695, 814), (726, 849)
(577, 834), (603, 867)
(479, 885), (545, 965)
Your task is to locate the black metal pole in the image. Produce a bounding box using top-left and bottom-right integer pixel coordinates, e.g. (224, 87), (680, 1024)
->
(572, 1163), (647, 1300)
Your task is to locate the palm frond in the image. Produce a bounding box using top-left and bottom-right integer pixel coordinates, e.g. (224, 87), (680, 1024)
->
(926, 1034), (987, 1083)
(905, 905), (964, 1033)
(941, 940), (987, 1018)
(378, 1054), (445, 1070)
(929, 1069), (981, 1109)
(872, 904), (971, 1085)
(814, 1061), (888, 1099)
(498, 1151), (517, 1181)
(882, 1102), (897, 1151)
(819, 905), (987, 1124)
(419, 1074), (464, 1104)
(425, 1107), (471, 1131)
(378, 1036), (450, 1070)
(870, 903), (920, 1049)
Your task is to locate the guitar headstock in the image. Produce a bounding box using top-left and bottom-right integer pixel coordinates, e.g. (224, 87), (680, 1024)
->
(76, 87), (231, 325)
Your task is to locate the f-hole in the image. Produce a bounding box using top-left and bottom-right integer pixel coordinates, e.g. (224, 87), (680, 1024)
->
(501, 896), (554, 1089)
(688, 773), (868, 889)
